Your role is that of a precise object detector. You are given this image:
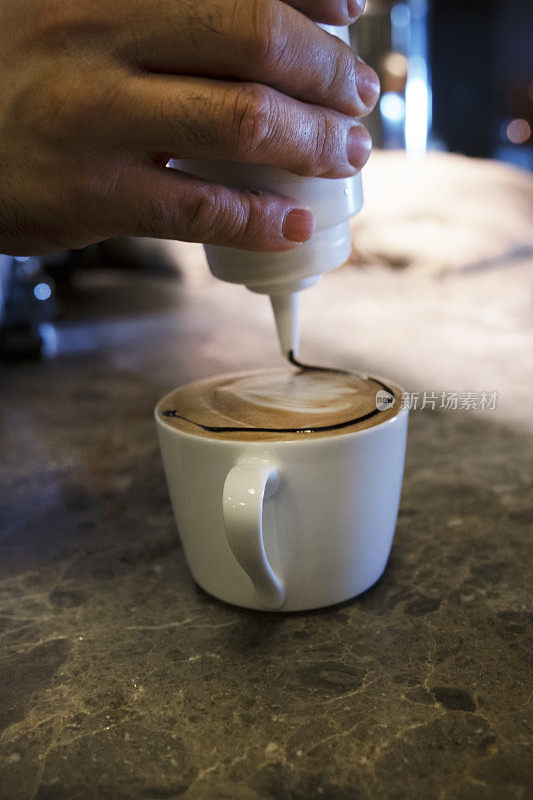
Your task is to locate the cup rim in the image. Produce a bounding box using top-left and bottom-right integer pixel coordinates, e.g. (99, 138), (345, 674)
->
(154, 372), (408, 446)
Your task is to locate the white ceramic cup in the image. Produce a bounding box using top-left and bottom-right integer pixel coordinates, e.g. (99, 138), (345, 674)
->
(155, 382), (408, 612)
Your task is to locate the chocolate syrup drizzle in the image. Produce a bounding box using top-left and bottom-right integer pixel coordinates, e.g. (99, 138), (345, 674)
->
(161, 351), (395, 434)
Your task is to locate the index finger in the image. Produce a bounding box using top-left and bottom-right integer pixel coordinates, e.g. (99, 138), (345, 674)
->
(115, 0), (376, 118)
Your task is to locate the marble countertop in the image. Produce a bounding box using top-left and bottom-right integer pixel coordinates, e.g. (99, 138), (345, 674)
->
(1, 229), (532, 798)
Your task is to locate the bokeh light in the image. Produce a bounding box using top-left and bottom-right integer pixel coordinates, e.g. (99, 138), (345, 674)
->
(506, 119), (531, 145)
(380, 92), (406, 123)
(34, 282), (52, 301)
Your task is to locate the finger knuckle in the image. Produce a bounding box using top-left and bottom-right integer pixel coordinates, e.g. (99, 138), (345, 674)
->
(182, 191), (251, 245)
(228, 196), (253, 245)
(181, 191), (222, 241)
(244, 0), (286, 69)
(311, 115), (342, 175)
(232, 84), (276, 155)
(326, 45), (357, 99)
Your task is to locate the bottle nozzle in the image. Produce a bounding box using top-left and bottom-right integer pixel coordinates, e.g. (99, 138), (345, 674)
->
(270, 292), (300, 359)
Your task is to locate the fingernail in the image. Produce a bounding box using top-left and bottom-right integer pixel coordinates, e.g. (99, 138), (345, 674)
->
(356, 57), (380, 109)
(282, 209), (315, 242)
(347, 0), (366, 18)
(347, 126), (372, 168)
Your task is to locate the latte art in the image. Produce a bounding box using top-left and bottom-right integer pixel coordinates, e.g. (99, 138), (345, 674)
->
(156, 366), (402, 441)
(218, 372), (359, 416)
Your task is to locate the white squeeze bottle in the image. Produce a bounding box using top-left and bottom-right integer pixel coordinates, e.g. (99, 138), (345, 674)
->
(172, 25), (363, 357)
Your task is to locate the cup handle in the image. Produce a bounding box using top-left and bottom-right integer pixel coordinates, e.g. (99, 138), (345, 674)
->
(222, 461), (285, 610)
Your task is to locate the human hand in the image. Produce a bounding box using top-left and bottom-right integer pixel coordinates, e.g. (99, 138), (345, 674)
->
(0, 0), (379, 255)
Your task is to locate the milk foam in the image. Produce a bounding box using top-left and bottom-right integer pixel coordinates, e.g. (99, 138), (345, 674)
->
(218, 372), (357, 416)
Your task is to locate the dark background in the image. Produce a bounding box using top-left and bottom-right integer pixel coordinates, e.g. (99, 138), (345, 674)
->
(431, 0), (532, 161)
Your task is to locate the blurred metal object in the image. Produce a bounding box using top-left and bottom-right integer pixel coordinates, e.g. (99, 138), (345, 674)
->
(354, 0), (432, 154)
(0, 254), (56, 359)
(0, 238), (179, 360)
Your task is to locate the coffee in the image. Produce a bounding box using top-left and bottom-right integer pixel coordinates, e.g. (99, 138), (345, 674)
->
(156, 365), (402, 441)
